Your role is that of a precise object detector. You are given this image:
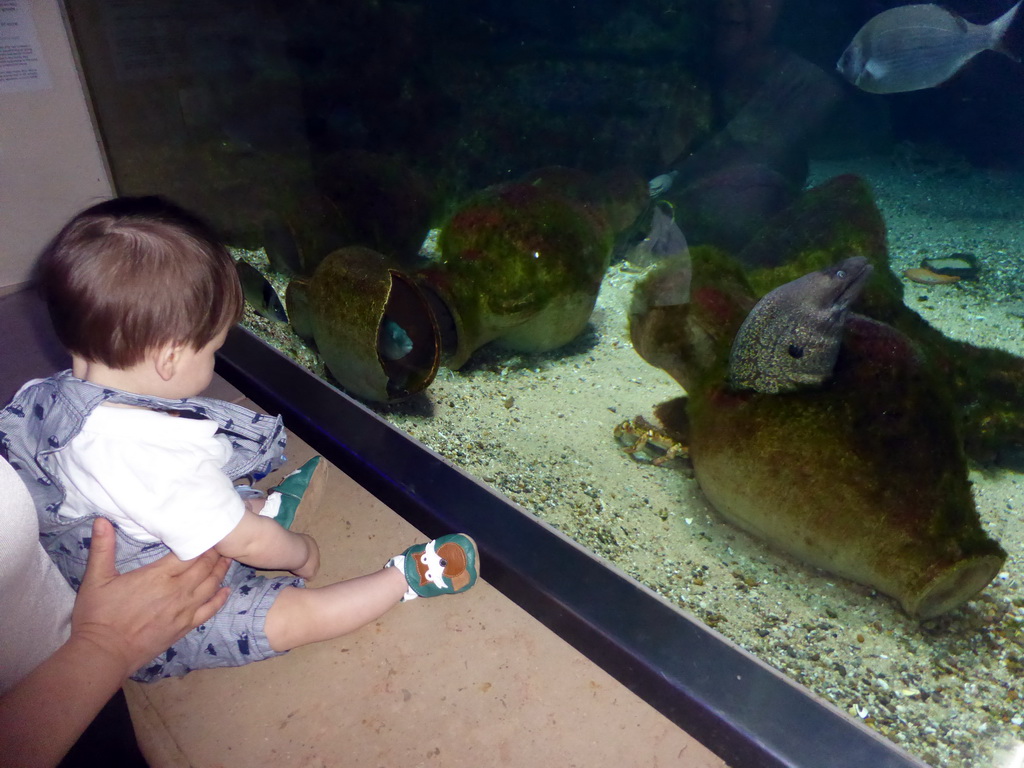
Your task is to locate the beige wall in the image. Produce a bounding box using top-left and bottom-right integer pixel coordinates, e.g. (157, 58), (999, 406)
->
(0, 0), (112, 292)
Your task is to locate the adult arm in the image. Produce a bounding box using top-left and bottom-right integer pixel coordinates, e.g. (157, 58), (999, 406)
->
(0, 517), (230, 768)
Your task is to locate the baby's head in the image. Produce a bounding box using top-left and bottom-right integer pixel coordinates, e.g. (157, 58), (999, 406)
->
(37, 196), (243, 370)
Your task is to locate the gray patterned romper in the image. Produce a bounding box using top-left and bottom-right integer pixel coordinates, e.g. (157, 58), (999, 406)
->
(0, 371), (304, 681)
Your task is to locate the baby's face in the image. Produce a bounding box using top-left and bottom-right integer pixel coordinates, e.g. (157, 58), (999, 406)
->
(169, 325), (230, 398)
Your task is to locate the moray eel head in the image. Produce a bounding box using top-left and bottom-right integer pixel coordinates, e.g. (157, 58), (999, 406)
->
(728, 256), (873, 393)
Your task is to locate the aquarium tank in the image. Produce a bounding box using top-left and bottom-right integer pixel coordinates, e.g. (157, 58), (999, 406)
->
(65, 1), (1024, 766)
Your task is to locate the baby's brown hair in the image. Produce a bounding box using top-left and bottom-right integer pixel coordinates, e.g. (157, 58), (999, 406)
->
(37, 196), (243, 369)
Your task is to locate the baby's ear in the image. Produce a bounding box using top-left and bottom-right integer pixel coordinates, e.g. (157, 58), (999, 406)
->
(153, 342), (182, 382)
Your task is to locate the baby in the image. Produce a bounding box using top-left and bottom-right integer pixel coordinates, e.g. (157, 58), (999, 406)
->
(0, 196), (478, 681)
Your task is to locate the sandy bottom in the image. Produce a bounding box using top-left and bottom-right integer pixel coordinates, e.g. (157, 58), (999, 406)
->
(242, 155), (1024, 768)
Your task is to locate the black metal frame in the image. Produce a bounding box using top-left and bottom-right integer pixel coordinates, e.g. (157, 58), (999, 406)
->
(217, 326), (928, 768)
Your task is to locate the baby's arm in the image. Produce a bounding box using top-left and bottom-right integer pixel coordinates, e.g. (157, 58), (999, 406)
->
(215, 511), (320, 580)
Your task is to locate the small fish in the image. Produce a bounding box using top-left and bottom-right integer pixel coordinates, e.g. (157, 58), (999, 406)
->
(378, 317), (414, 361)
(235, 261), (288, 323)
(728, 256), (873, 394)
(903, 267), (960, 285)
(837, 2), (1021, 94)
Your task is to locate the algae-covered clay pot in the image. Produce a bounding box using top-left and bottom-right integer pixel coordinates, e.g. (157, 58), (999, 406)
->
(719, 173), (1024, 463)
(421, 181), (613, 369)
(288, 246), (440, 402)
(287, 169), (645, 401)
(688, 314), (1005, 619)
(630, 250), (1006, 619)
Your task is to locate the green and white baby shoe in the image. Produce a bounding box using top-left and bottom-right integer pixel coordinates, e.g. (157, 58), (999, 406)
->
(260, 455), (328, 529)
(386, 534), (479, 601)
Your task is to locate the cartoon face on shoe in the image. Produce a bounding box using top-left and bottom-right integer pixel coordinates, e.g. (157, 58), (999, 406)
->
(414, 540), (472, 592)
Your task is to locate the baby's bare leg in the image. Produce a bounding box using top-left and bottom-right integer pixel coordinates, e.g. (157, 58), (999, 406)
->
(264, 567), (408, 652)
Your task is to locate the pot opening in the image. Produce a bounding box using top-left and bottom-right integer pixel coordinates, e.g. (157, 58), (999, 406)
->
(380, 271), (440, 398)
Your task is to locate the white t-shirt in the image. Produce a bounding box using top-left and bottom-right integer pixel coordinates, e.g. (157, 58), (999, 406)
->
(0, 456), (74, 694)
(52, 406), (245, 561)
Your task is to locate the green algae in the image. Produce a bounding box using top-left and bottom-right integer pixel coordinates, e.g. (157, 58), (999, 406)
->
(284, 169), (644, 400)
(629, 176), (1010, 617)
(684, 313), (1006, 618)
(738, 174), (1024, 464)
(424, 179), (620, 369)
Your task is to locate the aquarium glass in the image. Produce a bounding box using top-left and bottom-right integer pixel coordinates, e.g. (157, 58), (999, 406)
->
(66, 2), (1024, 765)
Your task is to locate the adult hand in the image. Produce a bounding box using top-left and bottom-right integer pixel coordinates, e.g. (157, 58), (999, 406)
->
(70, 517), (231, 677)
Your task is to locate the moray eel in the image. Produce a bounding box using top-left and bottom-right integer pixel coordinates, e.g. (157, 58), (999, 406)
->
(728, 256), (872, 393)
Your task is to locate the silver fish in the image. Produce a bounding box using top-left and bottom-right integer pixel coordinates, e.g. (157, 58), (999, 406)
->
(837, 2), (1021, 94)
(728, 256), (873, 394)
